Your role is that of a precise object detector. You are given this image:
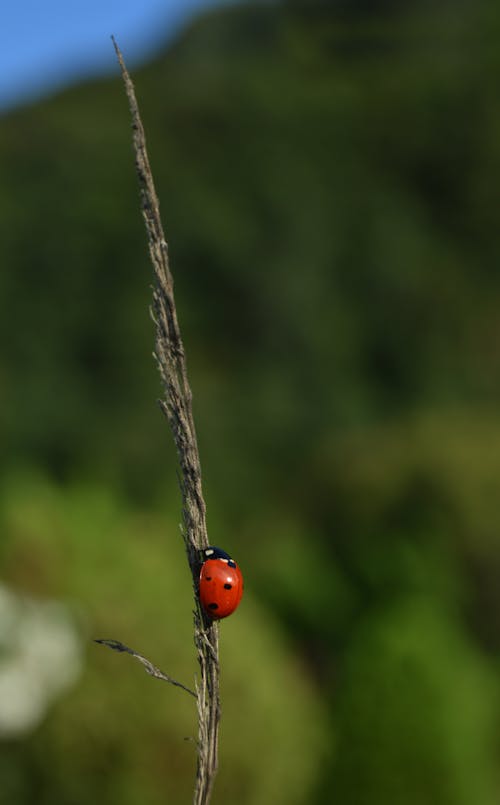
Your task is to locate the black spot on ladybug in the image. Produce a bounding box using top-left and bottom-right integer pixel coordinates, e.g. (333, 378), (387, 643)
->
(205, 576), (212, 581)
(208, 603), (218, 610)
(224, 583), (232, 590)
(228, 560), (236, 568)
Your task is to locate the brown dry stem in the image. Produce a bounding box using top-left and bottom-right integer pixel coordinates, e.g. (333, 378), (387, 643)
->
(109, 37), (221, 805)
(95, 639), (196, 697)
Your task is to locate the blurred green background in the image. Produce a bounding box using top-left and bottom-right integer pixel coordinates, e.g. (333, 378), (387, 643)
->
(1, 2), (500, 803)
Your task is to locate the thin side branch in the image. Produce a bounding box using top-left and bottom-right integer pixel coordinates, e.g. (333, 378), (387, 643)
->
(110, 37), (221, 805)
(95, 639), (196, 697)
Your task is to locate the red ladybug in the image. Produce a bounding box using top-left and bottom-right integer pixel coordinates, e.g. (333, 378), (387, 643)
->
(199, 546), (244, 620)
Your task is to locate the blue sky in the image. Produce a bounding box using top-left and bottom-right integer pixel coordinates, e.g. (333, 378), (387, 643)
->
(0, 0), (240, 112)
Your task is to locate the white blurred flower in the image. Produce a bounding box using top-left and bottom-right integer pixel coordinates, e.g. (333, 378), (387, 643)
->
(0, 584), (82, 737)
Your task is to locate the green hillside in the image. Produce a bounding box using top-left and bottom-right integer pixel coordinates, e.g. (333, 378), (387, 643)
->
(1, 2), (499, 803)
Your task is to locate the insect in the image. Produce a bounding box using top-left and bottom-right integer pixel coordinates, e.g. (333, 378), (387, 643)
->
(199, 546), (244, 620)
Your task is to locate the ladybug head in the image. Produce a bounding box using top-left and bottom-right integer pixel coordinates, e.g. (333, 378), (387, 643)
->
(202, 546), (237, 568)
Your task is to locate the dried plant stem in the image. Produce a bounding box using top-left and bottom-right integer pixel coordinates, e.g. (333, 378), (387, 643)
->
(95, 640), (196, 697)
(111, 38), (220, 805)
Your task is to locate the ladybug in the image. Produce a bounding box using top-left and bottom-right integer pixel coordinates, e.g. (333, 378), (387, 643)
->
(199, 546), (244, 620)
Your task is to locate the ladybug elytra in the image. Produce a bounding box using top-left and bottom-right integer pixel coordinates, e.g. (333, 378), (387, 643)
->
(199, 546), (243, 620)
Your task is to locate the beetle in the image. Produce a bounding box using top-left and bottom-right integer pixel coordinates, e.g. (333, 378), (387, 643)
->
(199, 546), (243, 620)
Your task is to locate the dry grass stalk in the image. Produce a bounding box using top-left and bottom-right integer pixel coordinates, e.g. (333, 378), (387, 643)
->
(101, 38), (221, 805)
